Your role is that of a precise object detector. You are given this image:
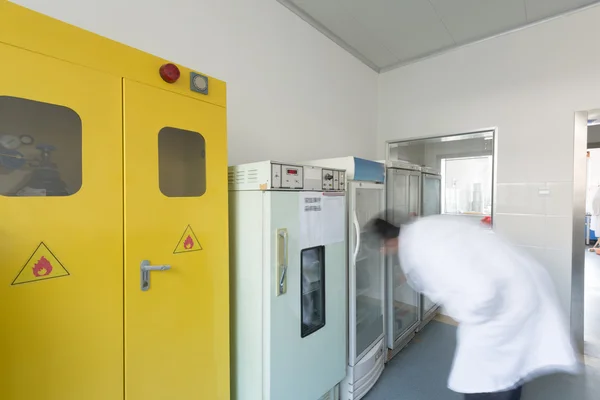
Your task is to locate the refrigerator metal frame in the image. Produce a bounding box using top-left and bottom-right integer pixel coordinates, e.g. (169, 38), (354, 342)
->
(418, 170), (442, 331)
(384, 165), (423, 359)
(348, 179), (387, 365)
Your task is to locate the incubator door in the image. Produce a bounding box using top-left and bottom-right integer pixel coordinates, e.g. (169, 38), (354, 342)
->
(0, 43), (123, 399)
(123, 80), (229, 399)
(268, 191), (347, 400)
(385, 169), (420, 349)
(349, 181), (385, 364)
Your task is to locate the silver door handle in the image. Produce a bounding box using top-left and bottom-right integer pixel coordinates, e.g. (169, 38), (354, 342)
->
(277, 229), (288, 296)
(352, 212), (361, 263)
(141, 260), (171, 291)
(279, 266), (287, 294)
(142, 264), (171, 272)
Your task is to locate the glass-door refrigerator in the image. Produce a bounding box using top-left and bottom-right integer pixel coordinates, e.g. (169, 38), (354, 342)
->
(303, 157), (386, 400)
(419, 166), (442, 330)
(384, 161), (422, 360)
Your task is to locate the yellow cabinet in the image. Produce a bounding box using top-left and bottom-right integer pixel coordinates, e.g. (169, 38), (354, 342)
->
(0, 41), (124, 400)
(123, 80), (229, 399)
(0, 4), (229, 400)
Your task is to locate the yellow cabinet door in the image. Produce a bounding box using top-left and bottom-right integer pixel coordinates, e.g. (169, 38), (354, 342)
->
(123, 80), (229, 399)
(0, 43), (123, 399)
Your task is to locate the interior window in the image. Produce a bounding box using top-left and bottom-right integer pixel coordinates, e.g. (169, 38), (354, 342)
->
(441, 155), (493, 215)
(0, 96), (82, 197)
(301, 246), (326, 338)
(387, 130), (494, 221)
(158, 127), (206, 197)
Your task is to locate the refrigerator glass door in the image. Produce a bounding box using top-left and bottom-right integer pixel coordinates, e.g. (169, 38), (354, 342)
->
(386, 169), (420, 348)
(349, 182), (385, 363)
(422, 174), (441, 216)
(421, 174), (442, 316)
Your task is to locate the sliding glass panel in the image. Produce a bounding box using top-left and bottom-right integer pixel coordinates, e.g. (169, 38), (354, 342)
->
(422, 176), (441, 216)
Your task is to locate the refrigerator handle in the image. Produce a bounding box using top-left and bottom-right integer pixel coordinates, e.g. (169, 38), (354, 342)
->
(352, 212), (360, 263)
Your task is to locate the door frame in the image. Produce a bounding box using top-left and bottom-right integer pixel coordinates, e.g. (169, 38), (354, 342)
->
(572, 111), (587, 354)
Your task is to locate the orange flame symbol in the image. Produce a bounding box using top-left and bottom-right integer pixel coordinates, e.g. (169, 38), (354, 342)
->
(184, 235), (194, 250)
(32, 256), (53, 277)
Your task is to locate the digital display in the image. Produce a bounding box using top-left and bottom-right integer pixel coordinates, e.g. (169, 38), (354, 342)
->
(286, 169), (298, 175)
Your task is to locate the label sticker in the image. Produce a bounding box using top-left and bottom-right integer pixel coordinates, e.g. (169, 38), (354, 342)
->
(12, 242), (70, 285)
(173, 225), (202, 254)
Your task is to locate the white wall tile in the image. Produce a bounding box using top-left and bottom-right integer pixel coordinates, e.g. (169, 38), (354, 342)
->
(517, 245), (546, 264)
(546, 182), (573, 217)
(496, 183), (546, 215)
(513, 245), (571, 315)
(544, 216), (573, 250)
(541, 248), (573, 314)
(494, 214), (545, 247)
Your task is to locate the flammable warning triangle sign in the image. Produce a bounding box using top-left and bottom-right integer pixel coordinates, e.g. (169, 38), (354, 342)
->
(173, 225), (202, 254)
(12, 242), (70, 285)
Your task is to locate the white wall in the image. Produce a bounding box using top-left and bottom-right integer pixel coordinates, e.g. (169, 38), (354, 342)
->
(378, 5), (600, 333)
(10, 0), (378, 165)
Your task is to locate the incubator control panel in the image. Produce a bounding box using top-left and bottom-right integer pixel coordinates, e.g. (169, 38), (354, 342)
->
(271, 163), (304, 189)
(322, 169), (345, 191)
(228, 161), (346, 191)
(270, 163), (345, 191)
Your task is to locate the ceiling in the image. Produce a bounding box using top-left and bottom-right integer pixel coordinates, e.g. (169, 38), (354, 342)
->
(278, 0), (600, 72)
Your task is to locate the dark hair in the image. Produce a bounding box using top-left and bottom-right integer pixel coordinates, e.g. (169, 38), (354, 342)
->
(367, 217), (400, 240)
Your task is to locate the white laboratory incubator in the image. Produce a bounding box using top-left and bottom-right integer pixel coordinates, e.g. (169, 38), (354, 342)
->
(228, 161), (348, 400)
(303, 157), (386, 400)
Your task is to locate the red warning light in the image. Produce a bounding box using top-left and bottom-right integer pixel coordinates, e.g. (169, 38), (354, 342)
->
(159, 63), (180, 83)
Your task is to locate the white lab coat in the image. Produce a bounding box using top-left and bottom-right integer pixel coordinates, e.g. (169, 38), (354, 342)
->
(399, 215), (579, 394)
(591, 187), (600, 232)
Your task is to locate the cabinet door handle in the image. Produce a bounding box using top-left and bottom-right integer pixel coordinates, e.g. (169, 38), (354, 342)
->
(140, 260), (171, 291)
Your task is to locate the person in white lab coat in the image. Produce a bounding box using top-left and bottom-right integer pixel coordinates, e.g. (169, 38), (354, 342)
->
(368, 215), (579, 400)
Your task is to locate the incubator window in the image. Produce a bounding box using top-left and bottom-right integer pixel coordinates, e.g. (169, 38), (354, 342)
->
(301, 246), (326, 338)
(158, 127), (206, 197)
(0, 96), (82, 197)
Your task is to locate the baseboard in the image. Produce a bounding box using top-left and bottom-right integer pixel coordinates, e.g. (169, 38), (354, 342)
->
(434, 314), (458, 326)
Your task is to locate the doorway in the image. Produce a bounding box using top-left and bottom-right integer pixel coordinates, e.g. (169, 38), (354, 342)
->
(583, 113), (600, 361)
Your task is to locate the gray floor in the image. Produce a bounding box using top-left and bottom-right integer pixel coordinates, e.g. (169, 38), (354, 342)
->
(364, 252), (600, 400)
